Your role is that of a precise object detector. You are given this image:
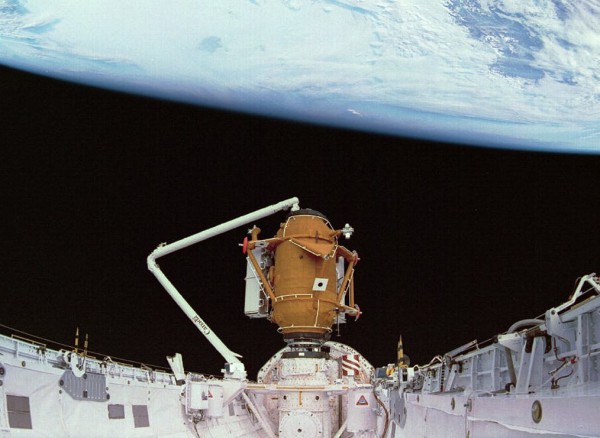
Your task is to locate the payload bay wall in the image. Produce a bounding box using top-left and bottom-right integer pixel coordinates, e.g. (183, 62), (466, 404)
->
(376, 274), (600, 437)
(0, 333), (266, 437)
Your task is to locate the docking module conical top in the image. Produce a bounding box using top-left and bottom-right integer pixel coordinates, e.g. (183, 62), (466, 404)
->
(242, 208), (359, 345)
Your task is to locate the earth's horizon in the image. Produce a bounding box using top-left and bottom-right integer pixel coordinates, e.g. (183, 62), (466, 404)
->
(1, 0), (599, 153)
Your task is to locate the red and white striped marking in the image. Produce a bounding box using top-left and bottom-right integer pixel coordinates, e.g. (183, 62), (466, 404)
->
(341, 354), (361, 376)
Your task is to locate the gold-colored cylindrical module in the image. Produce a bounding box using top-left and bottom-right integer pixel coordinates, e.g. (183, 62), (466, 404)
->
(269, 211), (340, 341)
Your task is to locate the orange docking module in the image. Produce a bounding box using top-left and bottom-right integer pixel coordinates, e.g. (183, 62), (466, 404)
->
(242, 208), (360, 346)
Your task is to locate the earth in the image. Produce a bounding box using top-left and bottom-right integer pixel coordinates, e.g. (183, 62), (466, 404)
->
(1, 0), (599, 153)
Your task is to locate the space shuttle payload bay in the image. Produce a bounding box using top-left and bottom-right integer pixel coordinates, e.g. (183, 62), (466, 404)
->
(1, 197), (599, 437)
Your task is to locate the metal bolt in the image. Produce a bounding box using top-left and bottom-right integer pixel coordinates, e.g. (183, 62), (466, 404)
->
(531, 400), (543, 423)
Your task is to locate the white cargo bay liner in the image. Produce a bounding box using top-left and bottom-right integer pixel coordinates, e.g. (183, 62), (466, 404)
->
(0, 332), (261, 437)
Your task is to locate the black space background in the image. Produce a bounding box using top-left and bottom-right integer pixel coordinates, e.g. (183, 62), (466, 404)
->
(1, 64), (599, 378)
